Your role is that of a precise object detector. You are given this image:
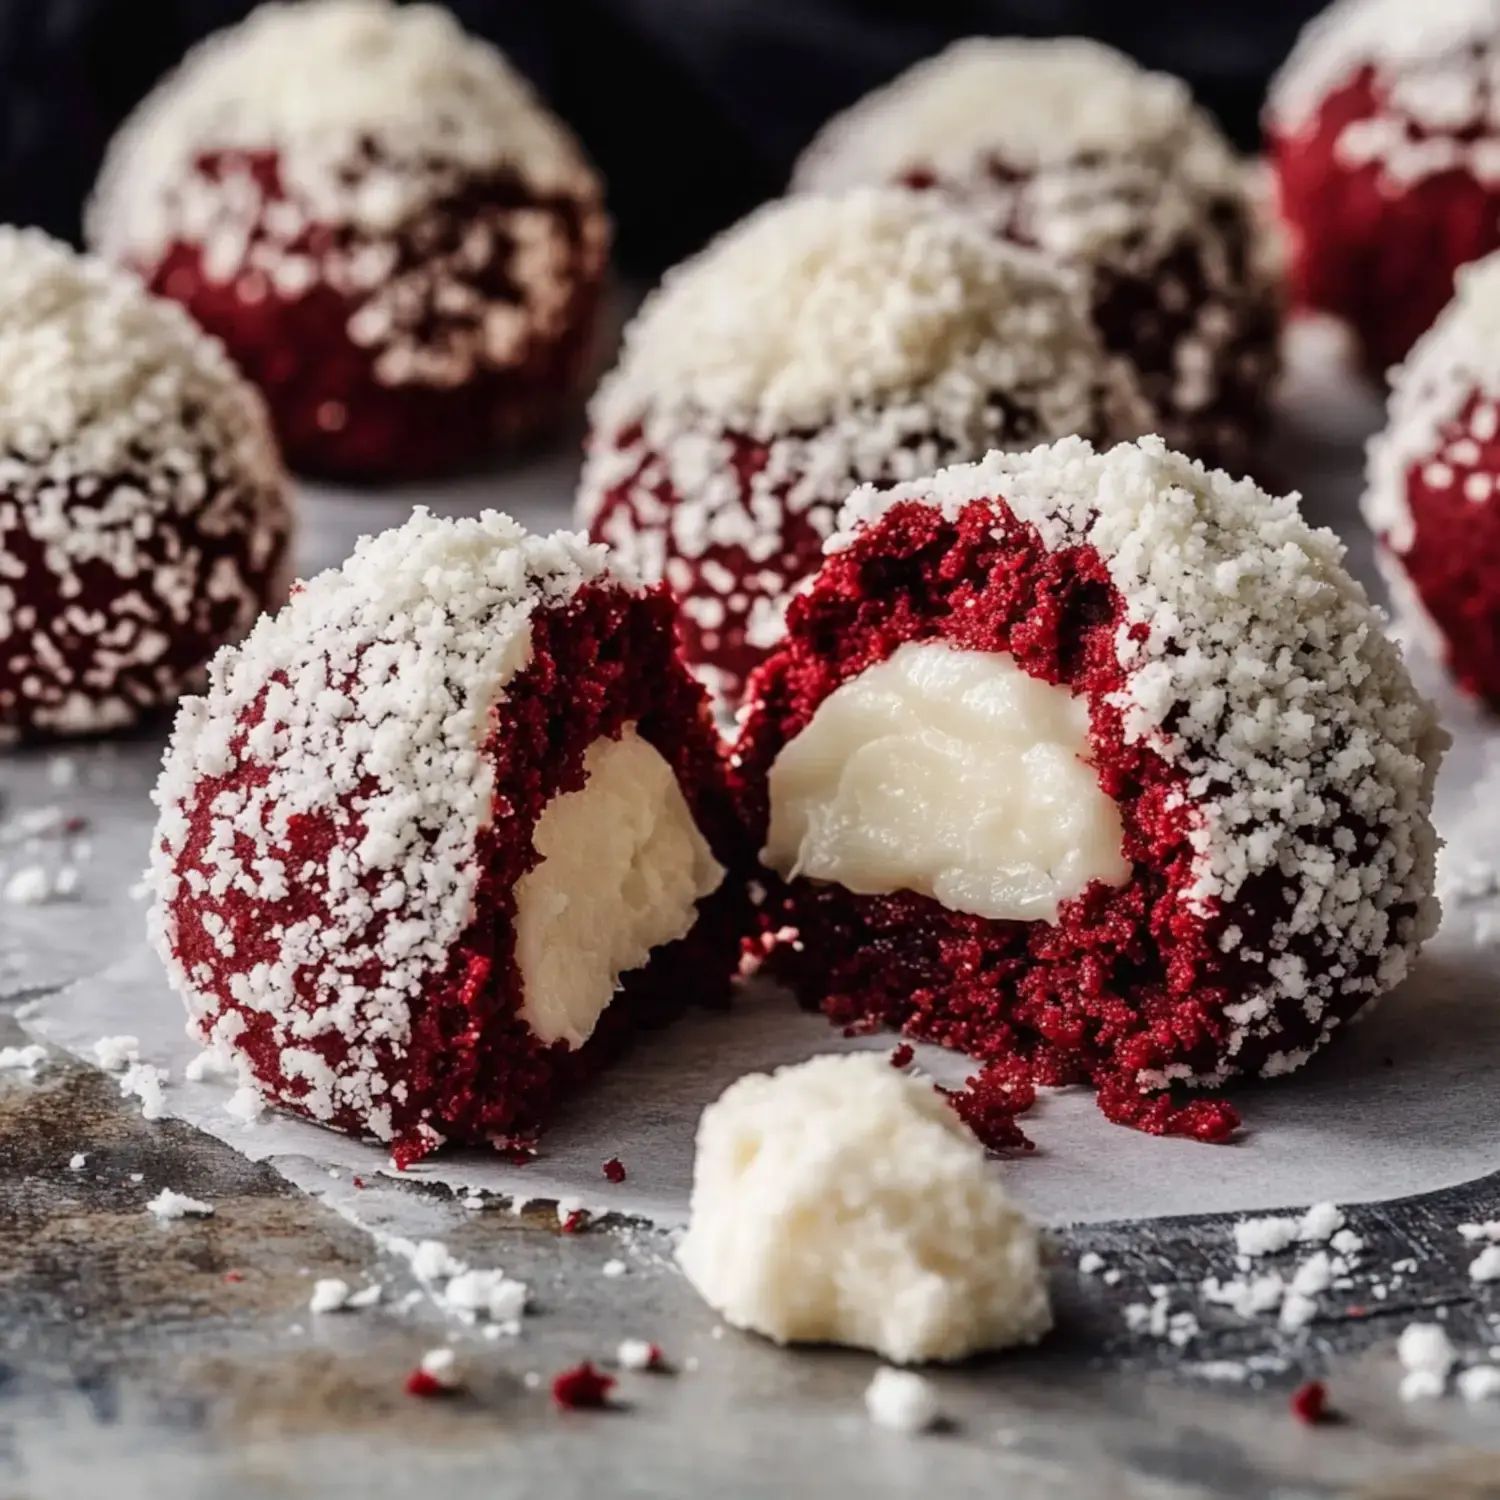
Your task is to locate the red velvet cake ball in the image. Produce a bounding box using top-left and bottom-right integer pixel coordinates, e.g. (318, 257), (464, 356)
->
(0, 228), (289, 743)
(737, 436), (1445, 1138)
(794, 39), (1280, 473)
(88, 0), (610, 483)
(148, 511), (741, 1161)
(1266, 0), (1500, 378)
(577, 188), (1144, 707)
(1365, 251), (1500, 703)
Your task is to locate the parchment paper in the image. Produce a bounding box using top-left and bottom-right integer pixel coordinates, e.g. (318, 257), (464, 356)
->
(8, 330), (1500, 1232)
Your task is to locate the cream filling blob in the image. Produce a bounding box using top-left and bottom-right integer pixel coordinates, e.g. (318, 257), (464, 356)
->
(762, 641), (1131, 923)
(514, 725), (725, 1048)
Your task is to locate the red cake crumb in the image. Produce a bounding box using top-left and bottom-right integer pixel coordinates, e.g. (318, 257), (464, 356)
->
(578, 189), (1140, 706)
(1290, 1380), (1331, 1425)
(560, 1210), (588, 1235)
(1365, 255), (1500, 706)
(223, 1269), (245, 1284)
(1266, 0), (1500, 376)
(0, 228), (289, 743)
(149, 512), (745, 1159)
(941, 1057), (1037, 1153)
(793, 38), (1279, 472)
(551, 1362), (616, 1410)
(888, 1043), (915, 1069)
(404, 1370), (454, 1400)
(737, 438), (1444, 1137)
(87, 0), (609, 481)
(602, 1157), (627, 1184)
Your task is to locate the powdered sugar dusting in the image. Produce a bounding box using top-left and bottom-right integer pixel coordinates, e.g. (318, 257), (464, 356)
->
(0, 228), (288, 740)
(148, 509), (621, 1142)
(834, 436), (1445, 1084)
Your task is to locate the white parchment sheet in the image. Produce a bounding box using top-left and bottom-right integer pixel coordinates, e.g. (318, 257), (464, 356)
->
(8, 331), (1500, 1231)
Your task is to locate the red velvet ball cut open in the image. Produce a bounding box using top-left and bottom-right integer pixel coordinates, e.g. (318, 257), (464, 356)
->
(149, 512), (743, 1163)
(736, 437), (1445, 1138)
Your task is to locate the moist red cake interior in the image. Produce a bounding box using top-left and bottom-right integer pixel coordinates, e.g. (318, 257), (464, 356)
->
(738, 497), (1409, 1141)
(146, 147), (603, 482)
(166, 582), (742, 1163)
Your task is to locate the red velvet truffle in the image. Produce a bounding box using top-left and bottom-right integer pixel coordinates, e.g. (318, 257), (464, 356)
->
(1365, 251), (1500, 704)
(577, 188), (1142, 707)
(1266, 0), (1500, 378)
(87, 0), (610, 483)
(794, 39), (1280, 473)
(736, 437), (1445, 1137)
(148, 511), (742, 1162)
(0, 228), (289, 743)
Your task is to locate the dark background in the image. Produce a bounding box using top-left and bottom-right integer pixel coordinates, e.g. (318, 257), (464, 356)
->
(6, 0), (1323, 273)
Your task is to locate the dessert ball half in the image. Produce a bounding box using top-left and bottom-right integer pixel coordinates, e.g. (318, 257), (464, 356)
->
(737, 437), (1445, 1137)
(0, 227), (289, 743)
(1267, 0), (1500, 377)
(794, 39), (1279, 472)
(577, 187), (1143, 707)
(149, 511), (742, 1161)
(88, 0), (610, 482)
(1366, 251), (1500, 703)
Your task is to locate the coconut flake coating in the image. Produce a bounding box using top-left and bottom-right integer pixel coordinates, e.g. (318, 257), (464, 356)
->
(794, 39), (1279, 473)
(1365, 251), (1500, 703)
(736, 437), (1445, 1135)
(577, 188), (1142, 705)
(1266, 0), (1500, 376)
(0, 228), (289, 743)
(88, 0), (610, 482)
(148, 510), (744, 1159)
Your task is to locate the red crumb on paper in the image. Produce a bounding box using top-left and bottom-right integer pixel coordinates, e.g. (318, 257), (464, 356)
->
(552, 1362), (616, 1410)
(941, 1057), (1037, 1153)
(602, 1157), (626, 1184)
(1290, 1380), (1330, 1425)
(561, 1210), (588, 1234)
(223, 1269), (245, 1284)
(889, 1043), (914, 1069)
(404, 1370), (454, 1399)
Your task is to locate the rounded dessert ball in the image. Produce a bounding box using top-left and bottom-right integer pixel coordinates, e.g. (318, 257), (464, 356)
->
(1266, 0), (1500, 378)
(736, 436), (1445, 1138)
(576, 187), (1144, 707)
(793, 39), (1279, 473)
(1365, 252), (1500, 703)
(676, 1053), (1051, 1365)
(0, 227), (290, 744)
(148, 510), (743, 1161)
(87, 0), (610, 483)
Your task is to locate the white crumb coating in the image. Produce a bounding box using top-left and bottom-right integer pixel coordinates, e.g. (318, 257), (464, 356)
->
(833, 436), (1447, 1085)
(1365, 251), (1500, 553)
(1267, 0), (1500, 185)
(87, 0), (609, 391)
(677, 1053), (1051, 1365)
(0, 227), (289, 741)
(147, 509), (625, 1142)
(577, 188), (1139, 691)
(792, 41), (1275, 459)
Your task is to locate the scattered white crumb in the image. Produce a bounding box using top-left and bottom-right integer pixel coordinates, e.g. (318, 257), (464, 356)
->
(1291, 1252), (1334, 1297)
(48, 756), (77, 787)
(128, 1172), (143, 1183)
(347, 1284), (382, 1309)
(865, 1368), (943, 1433)
(1102, 1268), (1122, 1286)
(1188, 1361), (1249, 1383)
(91, 1035), (140, 1072)
(1078, 1252), (1106, 1276)
(408, 1239), (466, 1284)
(1457, 1366), (1500, 1403)
(1470, 1246), (1500, 1284)
(1460, 1222), (1500, 1243)
(602, 1259), (627, 1278)
(1398, 1322), (1456, 1401)
(556, 1197), (583, 1225)
(523, 1371), (543, 1390)
(618, 1338), (658, 1372)
(1279, 1294), (1318, 1333)
(184, 1047), (236, 1083)
(683, 1356), (701, 1372)
(1400, 1370), (1446, 1402)
(68, 1153), (87, 1171)
(146, 1189), (213, 1221)
(224, 1086), (265, 1123)
(119, 1062), (169, 1120)
(1297, 1203), (1345, 1244)
(421, 1348), (461, 1389)
(309, 1278), (352, 1313)
(1234, 1216), (1300, 1258)
(462, 1194), (484, 1210)
(443, 1268), (528, 1327)
(0, 1044), (47, 1072)
(1329, 1229), (1363, 1257)
(4, 865), (53, 905)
